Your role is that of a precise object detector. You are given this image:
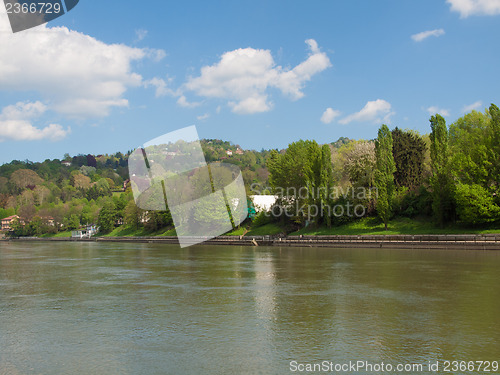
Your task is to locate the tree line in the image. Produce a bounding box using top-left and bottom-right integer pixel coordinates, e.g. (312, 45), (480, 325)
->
(1, 105), (499, 236)
(265, 104), (500, 231)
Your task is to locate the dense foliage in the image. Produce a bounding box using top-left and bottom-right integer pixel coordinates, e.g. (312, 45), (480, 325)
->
(2, 105), (500, 236)
(0, 142), (271, 235)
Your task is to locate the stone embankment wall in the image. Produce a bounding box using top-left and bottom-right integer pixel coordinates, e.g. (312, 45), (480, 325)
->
(2, 234), (500, 250)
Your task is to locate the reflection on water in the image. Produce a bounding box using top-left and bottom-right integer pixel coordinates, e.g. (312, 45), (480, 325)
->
(0, 242), (499, 374)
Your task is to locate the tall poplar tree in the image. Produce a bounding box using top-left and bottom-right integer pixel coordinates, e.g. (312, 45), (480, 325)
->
(489, 104), (500, 190)
(391, 127), (426, 190)
(429, 114), (454, 227)
(375, 124), (396, 230)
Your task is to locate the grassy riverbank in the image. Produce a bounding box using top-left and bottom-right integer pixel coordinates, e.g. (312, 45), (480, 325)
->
(292, 216), (500, 235)
(33, 215), (500, 239)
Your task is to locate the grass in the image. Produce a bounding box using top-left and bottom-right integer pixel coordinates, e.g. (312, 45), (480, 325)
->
(41, 230), (72, 238)
(246, 223), (284, 236)
(35, 216), (500, 239)
(291, 216), (500, 236)
(225, 223), (251, 236)
(102, 226), (177, 237)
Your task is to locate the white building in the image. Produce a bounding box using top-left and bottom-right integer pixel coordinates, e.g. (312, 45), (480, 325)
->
(249, 195), (277, 212)
(71, 225), (98, 238)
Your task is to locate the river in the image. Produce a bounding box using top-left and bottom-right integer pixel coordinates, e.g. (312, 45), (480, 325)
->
(0, 242), (499, 374)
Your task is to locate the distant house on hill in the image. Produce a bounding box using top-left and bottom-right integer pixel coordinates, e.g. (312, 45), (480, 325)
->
(226, 149), (233, 156)
(61, 161), (72, 167)
(1, 215), (19, 232)
(41, 216), (55, 226)
(235, 148), (244, 155)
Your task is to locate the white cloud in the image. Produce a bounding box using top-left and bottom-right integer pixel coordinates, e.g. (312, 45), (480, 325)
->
(447, 0), (500, 17)
(184, 39), (331, 114)
(197, 113), (210, 121)
(0, 101), (70, 141)
(321, 108), (341, 124)
(230, 96), (272, 114)
(462, 101), (483, 113)
(177, 95), (201, 108)
(426, 106), (450, 117)
(339, 100), (394, 125)
(144, 77), (176, 98)
(135, 29), (148, 42)
(145, 48), (167, 62)
(0, 9), (165, 118)
(411, 29), (445, 42)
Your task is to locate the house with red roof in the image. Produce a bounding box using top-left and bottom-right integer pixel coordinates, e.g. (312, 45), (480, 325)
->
(1, 215), (19, 232)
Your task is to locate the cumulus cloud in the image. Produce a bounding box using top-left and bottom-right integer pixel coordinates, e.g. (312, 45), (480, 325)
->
(426, 106), (450, 117)
(0, 9), (165, 118)
(143, 77), (177, 98)
(462, 101), (483, 113)
(321, 108), (341, 124)
(184, 39), (331, 114)
(0, 101), (70, 141)
(447, 0), (500, 17)
(339, 100), (394, 125)
(411, 29), (445, 42)
(177, 95), (202, 108)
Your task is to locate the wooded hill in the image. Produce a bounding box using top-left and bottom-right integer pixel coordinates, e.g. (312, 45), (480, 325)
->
(1, 104), (499, 236)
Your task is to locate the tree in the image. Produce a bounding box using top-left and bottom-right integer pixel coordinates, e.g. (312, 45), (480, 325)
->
(0, 207), (15, 220)
(10, 169), (43, 192)
(267, 140), (332, 227)
(71, 173), (91, 190)
(64, 214), (81, 230)
(144, 210), (173, 232)
(391, 128), (426, 190)
(430, 114), (454, 227)
(97, 201), (116, 234)
(449, 110), (491, 187)
(86, 154), (97, 168)
(375, 124), (396, 230)
(339, 141), (375, 188)
(124, 200), (143, 229)
(455, 183), (500, 224)
(33, 185), (51, 206)
(0, 176), (8, 194)
(9, 217), (25, 237)
(18, 204), (36, 222)
(489, 104), (500, 189)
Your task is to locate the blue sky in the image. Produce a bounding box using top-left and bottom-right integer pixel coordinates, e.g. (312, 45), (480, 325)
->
(1, 0), (500, 163)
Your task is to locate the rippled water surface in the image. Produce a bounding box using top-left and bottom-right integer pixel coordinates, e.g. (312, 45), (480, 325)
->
(0, 242), (499, 374)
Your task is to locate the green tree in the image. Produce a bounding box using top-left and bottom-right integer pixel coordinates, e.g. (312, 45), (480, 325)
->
(455, 183), (500, 224)
(64, 214), (81, 231)
(9, 217), (25, 237)
(375, 124), (396, 230)
(10, 169), (43, 193)
(430, 114), (454, 227)
(124, 200), (143, 229)
(267, 140), (333, 226)
(449, 110), (491, 187)
(27, 216), (44, 236)
(489, 104), (500, 189)
(391, 128), (426, 190)
(144, 210), (172, 232)
(97, 201), (116, 234)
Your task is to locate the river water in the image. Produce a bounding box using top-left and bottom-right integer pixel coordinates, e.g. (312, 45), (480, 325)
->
(0, 242), (499, 374)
